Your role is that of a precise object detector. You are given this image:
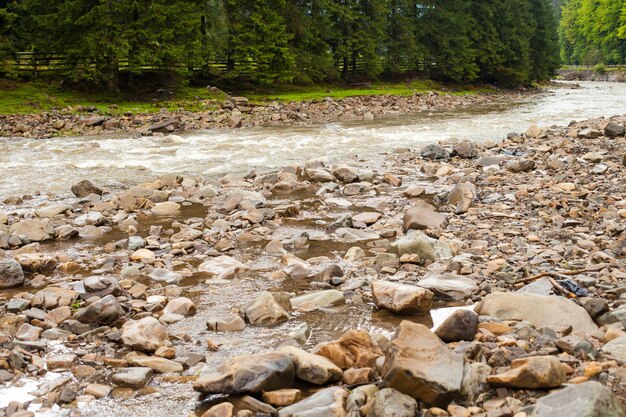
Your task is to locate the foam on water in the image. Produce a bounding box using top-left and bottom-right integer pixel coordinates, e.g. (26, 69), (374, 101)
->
(1, 81), (625, 199)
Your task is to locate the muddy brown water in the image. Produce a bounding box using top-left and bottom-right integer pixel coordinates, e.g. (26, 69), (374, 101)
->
(2, 80), (626, 416)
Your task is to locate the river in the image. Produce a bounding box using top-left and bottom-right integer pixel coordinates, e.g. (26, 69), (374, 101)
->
(1, 81), (625, 200)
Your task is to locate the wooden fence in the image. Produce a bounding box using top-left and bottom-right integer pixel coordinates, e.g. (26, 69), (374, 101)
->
(3, 51), (431, 77)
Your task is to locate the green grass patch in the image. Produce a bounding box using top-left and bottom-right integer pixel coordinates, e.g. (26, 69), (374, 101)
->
(0, 79), (497, 116)
(245, 79), (495, 103)
(0, 81), (225, 115)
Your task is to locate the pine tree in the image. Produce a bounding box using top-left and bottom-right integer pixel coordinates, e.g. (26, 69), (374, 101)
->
(0, 0), (18, 75)
(419, 0), (478, 82)
(23, 0), (204, 90)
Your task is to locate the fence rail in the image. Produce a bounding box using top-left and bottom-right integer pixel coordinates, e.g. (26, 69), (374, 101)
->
(3, 52), (431, 77)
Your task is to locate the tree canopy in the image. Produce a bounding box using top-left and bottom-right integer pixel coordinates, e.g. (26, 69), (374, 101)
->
(1, 0), (560, 89)
(559, 0), (626, 65)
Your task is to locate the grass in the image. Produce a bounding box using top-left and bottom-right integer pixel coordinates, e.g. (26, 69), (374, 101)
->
(0, 80), (226, 115)
(245, 79), (496, 103)
(0, 78), (497, 116)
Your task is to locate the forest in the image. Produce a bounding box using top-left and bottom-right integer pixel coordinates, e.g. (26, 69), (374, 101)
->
(0, 1), (560, 90)
(559, 0), (626, 66)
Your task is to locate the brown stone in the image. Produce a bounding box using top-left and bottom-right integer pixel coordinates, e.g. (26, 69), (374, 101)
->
(313, 329), (383, 370)
(486, 356), (566, 389)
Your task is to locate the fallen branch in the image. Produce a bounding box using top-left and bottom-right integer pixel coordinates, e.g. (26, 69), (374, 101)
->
(515, 268), (595, 284)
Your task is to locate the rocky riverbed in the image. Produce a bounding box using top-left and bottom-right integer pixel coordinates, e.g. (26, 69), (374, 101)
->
(1, 114), (626, 417)
(0, 91), (520, 139)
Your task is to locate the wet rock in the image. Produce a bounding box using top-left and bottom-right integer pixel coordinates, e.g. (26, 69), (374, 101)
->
(487, 356), (566, 389)
(403, 205), (448, 230)
(600, 335), (626, 361)
(206, 313), (246, 332)
(262, 389), (302, 407)
(452, 141), (478, 159)
(476, 293), (598, 334)
(279, 346), (343, 385)
(447, 182), (476, 214)
(151, 202), (181, 215)
(74, 294), (123, 324)
(32, 287), (78, 309)
(111, 367), (153, 388)
(314, 329), (383, 370)
(163, 297), (196, 316)
(16, 323), (42, 341)
(47, 353), (77, 370)
(84, 383), (112, 399)
(80, 116), (106, 127)
(34, 203), (72, 218)
(121, 317), (171, 352)
(0, 259), (24, 289)
(278, 386), (348, 417)
(71, 180), (104, 197)
(290, 289), (345, 310)
(13, 253), (57, 274)
(128, 356), (184, 373)
(148, 268), (182, 284)
(245, 292), (290, 325)
(131, 248), (156, 263)
(344, 367), (377, 385)
(372, 281), (434, 314)
(9, 218), (55, 242)
(199, 255), (249, 279)
(83, 275), (123, 297)
(417, 273), (477, 301)
(393, 231), (452, 262)
(506, 159), (536, 173)
(529, 380), (626, 417)
(201, 403), (234, 417)
(434, 309), (478, 342)
(461, 362), (492, 401)
(193, 352), (295, 394)
(382, 321), (463, 405)
(333, 165), (359, 183)
(367, 388), (418, 417)
(422, 144), (449, 160)
(148, 120), (179, 133)
(604, 122), (625, 138)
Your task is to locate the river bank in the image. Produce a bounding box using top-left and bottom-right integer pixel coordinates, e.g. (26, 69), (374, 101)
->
(558, 68), (626, 82)
(0, 83), (519, 139)
(0, 112), (625, 417)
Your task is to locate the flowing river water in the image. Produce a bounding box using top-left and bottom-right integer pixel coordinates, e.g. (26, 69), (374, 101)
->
(1, 81), (626, 200)
(1, 80), (626, 417)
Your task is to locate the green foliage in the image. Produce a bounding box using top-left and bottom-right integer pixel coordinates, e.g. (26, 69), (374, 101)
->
(3, 0), (561, 88)
(559, 0), (626, 65)
(593, 63), (607, 74)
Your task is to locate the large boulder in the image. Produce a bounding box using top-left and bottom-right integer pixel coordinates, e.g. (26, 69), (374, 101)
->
(9, 218), (55, 242)
(121, 317), (171, 353)
(13, 253), (57, 274)
(529, 381), (626, 417)
(313, 329), (383, 370)
(372, 281), (433, 314)
(403, 206), (447, 231)
(193, 352), (295, 394)
(111, 367), (153, 388)
(278, 386), (348, 417)
(74, 294), (123, 324)
(382, 321), (464, 406)
(476, 293), (598, 335)
(244, 292), (290, 325)
(0, 259), (24, 289)
(279, 346), (343, 385)
(392, 231), (452, 262)
(486, 356), (566, 389)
